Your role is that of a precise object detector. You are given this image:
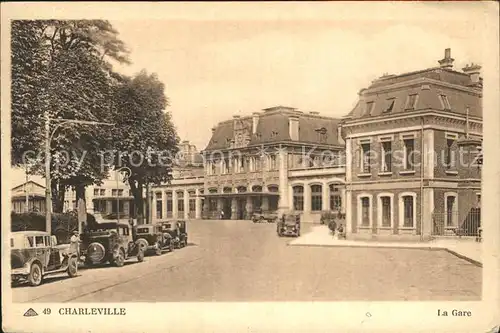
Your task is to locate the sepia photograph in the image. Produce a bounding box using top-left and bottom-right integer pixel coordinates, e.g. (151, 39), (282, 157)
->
(1, 2), (499, 333)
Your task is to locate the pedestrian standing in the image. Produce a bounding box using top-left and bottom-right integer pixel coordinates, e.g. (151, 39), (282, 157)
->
(220, 210), (225, 220)
(70, 231), (81, 259)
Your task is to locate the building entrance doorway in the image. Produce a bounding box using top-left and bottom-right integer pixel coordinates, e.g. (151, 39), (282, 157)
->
(222, 199), (231, 219)
(237, 199), (246, 219)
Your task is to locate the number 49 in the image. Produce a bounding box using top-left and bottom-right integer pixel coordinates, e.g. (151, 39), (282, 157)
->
(43, 308), (51, 315)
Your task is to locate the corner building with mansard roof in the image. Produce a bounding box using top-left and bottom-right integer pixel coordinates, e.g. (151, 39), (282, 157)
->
(343, 48), (482, 240)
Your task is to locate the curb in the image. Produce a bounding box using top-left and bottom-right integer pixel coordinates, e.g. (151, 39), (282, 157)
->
(287, 242), (482, 267)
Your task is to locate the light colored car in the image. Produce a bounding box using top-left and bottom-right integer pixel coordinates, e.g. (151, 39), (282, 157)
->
(11, 231), (78, 286)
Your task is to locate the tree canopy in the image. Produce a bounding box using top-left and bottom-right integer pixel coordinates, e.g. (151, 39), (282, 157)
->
(11, 20), (179, 217)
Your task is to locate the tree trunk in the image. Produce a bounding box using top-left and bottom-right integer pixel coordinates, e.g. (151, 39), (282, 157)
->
(129, 179), (144, 225)
(75, 184), (86, 206)
(145, 182), (150, 224)
(51, 180), (65, 213)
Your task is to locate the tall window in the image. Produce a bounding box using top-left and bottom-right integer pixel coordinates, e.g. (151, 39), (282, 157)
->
(311, 185), (322, 211)
(112, 189), (117, 196)
(445, 138), (455, 169)
(254, 157), (261, 171)
(188, 191), (196, 216)
(293, 186), (304, 211)
(380, 196), (391, 227)
(100, 189), (105, 196)
(329, 184), (342, 211)
(439, 94), (451, 110)
(403, 138), (415, 170)
(405, 94), (418, 110)
(269, 155), (277, 170)
(361, 197), (370, 226)
(166, 192), (173, 217)
(361, 143), (371, 173)
(156, 192), (163, 219)
(402, 196), (414, 227)
(177, 192), (184, 213)
(381, 141), (392, 172)
(240, 158), (245, 172)
(446, 195), (457, 226)
(117, 189), (124, 197)
(94, 189), (99, 196)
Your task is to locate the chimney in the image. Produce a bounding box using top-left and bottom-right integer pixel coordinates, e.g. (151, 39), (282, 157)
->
(462, 63), (482, 84)
(438, 48), (454, 69)
(252, 112), (259, 134)
(289, 115), (299, 141)
(211, 127), (216, 134)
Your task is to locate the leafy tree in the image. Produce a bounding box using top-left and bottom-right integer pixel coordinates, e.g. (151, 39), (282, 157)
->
(11, 20), (130, 212)
(111, 70), (179, 224)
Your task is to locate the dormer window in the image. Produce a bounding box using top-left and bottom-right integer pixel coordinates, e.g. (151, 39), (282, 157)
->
(405, 94), (418, 110)
(384, 98), (395, 113)
(271, 131), (279, 137)
(439, 94), (451, 110)
(315, 127), (327, 142)
(364, 101), (375, 116)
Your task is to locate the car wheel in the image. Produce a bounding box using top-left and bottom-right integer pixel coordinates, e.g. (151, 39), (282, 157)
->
(67, 256), (78, 277)
(28, 262), (42, 286)
(114, 249), (125, 267)
(137, 249), (144, 262)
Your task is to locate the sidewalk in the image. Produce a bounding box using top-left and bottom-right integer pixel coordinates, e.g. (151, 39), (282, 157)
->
(288, 225), (482, 266)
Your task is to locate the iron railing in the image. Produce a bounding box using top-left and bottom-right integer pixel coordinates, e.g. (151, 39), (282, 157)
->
(432, 208), (481, 238)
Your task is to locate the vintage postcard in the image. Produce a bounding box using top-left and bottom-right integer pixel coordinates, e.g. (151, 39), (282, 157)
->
(1, 2), (499, 332)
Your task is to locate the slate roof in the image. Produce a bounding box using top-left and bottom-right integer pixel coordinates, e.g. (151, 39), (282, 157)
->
(347, 67), (482, 121)
(204, 109), (344, 151)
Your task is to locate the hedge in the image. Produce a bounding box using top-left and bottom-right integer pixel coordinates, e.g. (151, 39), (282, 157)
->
(11, 211), (97, 244)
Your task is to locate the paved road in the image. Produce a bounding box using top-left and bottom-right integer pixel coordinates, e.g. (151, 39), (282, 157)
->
(12, 219), (481, 302)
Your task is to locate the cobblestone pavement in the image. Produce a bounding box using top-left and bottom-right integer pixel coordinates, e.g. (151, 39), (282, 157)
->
(12, 220), (481, 302)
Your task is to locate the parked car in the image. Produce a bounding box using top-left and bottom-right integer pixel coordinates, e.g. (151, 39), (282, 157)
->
(160, 220), (188, 249)
(133, 224), (174, 255)
(82, 222), (144, 267)
(277, 213), (301, 237)
(11, 231), (78, 286)
(252, 210), (278, 223)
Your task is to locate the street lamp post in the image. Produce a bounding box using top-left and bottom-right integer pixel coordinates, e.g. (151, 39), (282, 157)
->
(44, 112), (114, 234)
(115, 167), (132, 225)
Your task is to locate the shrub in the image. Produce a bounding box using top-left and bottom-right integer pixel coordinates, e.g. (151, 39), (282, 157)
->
(11, 211), (96, 244)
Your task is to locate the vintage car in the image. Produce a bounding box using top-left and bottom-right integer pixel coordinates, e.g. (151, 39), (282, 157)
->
(81, 222), (144, 267)
(11, 231), (78, 286)
(133, 224), (174, 255)
(159, 220), (188, 249)
(277, 213), (301, 237)
(252, 210), (278, 223)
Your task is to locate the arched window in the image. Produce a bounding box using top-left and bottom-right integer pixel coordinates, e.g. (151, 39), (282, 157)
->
(292, 186), (304, 211)
(268, 185), (278, 193)
(311, 185), (323, 211)
(252, 185), (262, 193)
(223, 187), (232, 193)
(329, 184), (342, 211)
(237, 186), (247, 193)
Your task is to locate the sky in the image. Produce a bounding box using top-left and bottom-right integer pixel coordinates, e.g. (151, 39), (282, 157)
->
(109, 17), (484, 152)
(7, 2), (491, 188)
